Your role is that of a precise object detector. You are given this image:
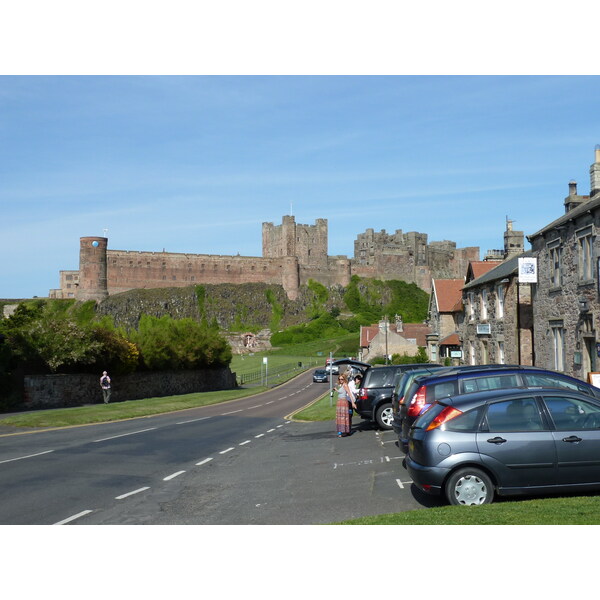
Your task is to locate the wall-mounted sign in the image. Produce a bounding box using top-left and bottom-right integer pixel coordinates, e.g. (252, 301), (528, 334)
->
(476, 323), (491, 335)
(518, 256), (538, 283)
(450, 350), (462, 358)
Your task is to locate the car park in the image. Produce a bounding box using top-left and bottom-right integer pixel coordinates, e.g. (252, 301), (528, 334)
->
(406, 387), (600, 505)
(312, 369), (329, 383)
(399, 365), (600, 449)
(332, 359), (439, 430)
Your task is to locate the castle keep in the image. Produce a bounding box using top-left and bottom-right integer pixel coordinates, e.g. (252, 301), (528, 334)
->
(50, 216), (479, 301)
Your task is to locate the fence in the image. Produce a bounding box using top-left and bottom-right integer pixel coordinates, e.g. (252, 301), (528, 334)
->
(237, 359), (320, 387)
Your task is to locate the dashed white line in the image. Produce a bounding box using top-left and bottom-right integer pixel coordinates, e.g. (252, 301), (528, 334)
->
(164, 470), (186, 481)
(116, 487), (150, 500)
(239, 440), (251, 446)
(396, 479), (413, 489)
(196, 457), (213, 466)
(265, 401), (275, 405)
(221, 409), (243, 415)
(276, 424), (284, 428)
(54, 510), (93, 525)
(176, 416), (211, 425)
(0, 450), (54, 465)
(247, 405), (263, 410)
(220, 447), (234, 454)
(267, 428), (276, 432)
(93, 428), (157, 443)
(255, 434), (265, 438)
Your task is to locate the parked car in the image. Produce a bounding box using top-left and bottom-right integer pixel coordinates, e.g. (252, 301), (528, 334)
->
(399, 365), (600, 449)
(406, 387), (600, 505)
(332, 359), (440, 430)
(313, 369), (329, 383)
(391, 366), (452, 439)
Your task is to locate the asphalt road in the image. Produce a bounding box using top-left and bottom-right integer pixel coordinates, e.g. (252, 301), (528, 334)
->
(0, 371), (441, 524)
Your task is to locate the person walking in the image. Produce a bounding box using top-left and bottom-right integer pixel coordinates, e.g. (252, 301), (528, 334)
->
(336, 373), (357, 437)
(100, 371), (111, 404)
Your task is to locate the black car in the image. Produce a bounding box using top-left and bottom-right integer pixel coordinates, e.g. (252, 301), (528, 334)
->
(332, 359), (439, 430)
(312, 369), (329, 383)
(399, 365), (600, 449)
(406, 387), (600, 505)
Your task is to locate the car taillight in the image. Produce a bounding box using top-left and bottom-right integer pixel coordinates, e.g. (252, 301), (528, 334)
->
(358, 388), (368, 401)
(425, 407), (463, 431)
(407, 386), (427, 417)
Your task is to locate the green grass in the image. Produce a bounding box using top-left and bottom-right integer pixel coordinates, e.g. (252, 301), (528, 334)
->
(0, 387), (268, 429)
(292, 388), (336, 421)
(338, 494), (600, 524)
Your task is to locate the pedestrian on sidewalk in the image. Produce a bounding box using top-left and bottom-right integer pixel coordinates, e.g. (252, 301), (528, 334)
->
(100, 371), (111, 404)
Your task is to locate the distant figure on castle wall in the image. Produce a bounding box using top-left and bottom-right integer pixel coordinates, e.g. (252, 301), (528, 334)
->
(100, 371), (111, 404)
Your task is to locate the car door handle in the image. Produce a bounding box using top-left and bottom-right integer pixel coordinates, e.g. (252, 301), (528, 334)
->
(487, 437), (507, 445)
(562, 435), (583, 443)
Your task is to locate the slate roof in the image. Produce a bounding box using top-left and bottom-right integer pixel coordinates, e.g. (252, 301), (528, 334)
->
(360, 323), (431, 348)
(462, 250), (534, 290)
(528, 195), (600, 240)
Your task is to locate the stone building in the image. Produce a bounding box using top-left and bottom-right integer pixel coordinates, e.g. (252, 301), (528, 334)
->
(426, 279), (464, 364)
(51, 215), (479, 302)
(359, 316), (430, 362)
(459, 252), (534, 367)
(527, 147), (600, 381)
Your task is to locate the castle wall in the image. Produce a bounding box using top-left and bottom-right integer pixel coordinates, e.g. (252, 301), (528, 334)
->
(106, 250), (294, 296)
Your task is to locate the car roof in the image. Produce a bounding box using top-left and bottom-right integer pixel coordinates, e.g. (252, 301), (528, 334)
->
(440, 386), (600, 409)
(331, 358), (371, 369)
(408, 365), (553, 386)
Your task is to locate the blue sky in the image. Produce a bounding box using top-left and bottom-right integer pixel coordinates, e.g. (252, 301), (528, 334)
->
(2, 75), (600, 298)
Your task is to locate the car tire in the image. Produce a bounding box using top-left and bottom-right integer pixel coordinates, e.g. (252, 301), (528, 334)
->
(445, 467), (494, 506)
(375, 403), (393, 430)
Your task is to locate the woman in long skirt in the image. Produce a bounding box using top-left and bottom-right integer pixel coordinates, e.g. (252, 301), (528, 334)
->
(336, 373), (357, 437)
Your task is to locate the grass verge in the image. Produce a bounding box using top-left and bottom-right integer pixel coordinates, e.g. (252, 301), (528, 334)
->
(0, 386), (268, 429)
(338, 494), (600, 524)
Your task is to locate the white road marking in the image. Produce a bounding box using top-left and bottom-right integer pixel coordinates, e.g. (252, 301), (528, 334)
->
(255, 434), (265, 438)
(381, 440), (396, 444)
(0, 450), (54, 465)
(221, 409), (243, 415)
(93, 428), (157, 443)
(267, 428), (276, 432)
(385, 456), (390, 462)
(196, 458), (213, 466)
(163, 470), (186, 481)
(276, 424), (283, 428)
(116, 487), (150, 500)
(220, 447), (234, 454)
(265, 401), (275, 405)
(176, 416), (211, 424)
(239, 440), (251, 446)
(247, 405), (263, 410)
(54, 510), (93, 525)
(396, 479), (413, 489)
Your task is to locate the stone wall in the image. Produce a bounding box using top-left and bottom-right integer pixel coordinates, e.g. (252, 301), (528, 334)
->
(23, 367), (237, 410)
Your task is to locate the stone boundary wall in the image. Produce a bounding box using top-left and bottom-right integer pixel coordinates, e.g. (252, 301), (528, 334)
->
(23, 367), (237, 410)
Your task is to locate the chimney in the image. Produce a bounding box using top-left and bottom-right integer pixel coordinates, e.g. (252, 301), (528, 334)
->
(565, 179), (585, 213)
(590, 145), (600, 199)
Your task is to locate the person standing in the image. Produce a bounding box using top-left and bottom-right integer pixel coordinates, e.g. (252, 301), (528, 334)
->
(100, 371), (111, 404)
(335, 373), (357, 437)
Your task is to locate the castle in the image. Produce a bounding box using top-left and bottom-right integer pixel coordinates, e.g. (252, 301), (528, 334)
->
(50, 216), (480, 302)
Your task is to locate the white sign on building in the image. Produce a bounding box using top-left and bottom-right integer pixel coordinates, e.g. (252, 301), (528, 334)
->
(518, 257), (538, 283)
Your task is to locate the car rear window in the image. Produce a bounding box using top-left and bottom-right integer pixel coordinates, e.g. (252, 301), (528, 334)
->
(427, 381), (458, 400)
(365, 369), (396, 388)
(461, 374), (521, 394)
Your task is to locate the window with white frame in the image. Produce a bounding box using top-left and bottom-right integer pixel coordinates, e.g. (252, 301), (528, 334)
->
(497, 341), (505, 364)
(577, 226), (594, 281)
(468, 292), (475, 321)
(547, 239), (562, 287)
(496, 283), (505, 319)
(480, 288), (488, 321)
(551, 322), (566, 372)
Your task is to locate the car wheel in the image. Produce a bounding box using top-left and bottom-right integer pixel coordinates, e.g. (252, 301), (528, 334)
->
(375, 403), (393, 430)
(445, 468), (494, 506)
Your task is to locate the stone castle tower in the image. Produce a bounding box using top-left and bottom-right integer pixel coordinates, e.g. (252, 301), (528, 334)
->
(77, 236), (109, 302)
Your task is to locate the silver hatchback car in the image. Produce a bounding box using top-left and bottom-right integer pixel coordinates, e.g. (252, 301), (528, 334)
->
(406, 387), (600, 505)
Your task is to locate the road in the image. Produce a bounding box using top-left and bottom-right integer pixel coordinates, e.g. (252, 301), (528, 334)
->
(0, 371), (440, 524)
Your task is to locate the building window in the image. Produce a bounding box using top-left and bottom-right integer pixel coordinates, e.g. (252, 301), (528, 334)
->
(468, 293), (475, 322)
(480, 289), (488, 321)
(551, 323), (566, 372)
(497, 341), (505, 364)
(577, 227), (594, 281)
(547, 240), (562, 287)
(496, 283), (505, 319)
